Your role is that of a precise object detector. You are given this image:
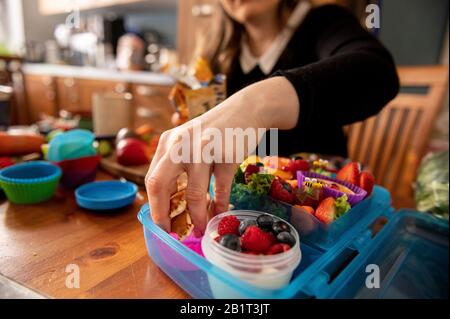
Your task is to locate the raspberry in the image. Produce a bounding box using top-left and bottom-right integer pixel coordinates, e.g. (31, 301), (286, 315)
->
(218, 215), (240, 236)
(241, 225), (274, 253)
(266, 243), (291, 255)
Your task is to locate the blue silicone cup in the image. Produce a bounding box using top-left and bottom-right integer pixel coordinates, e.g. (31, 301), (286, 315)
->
(75, 180), (138, 211)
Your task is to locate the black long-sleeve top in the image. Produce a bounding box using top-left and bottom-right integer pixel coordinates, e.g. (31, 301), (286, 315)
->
(227, 4), (400, 158)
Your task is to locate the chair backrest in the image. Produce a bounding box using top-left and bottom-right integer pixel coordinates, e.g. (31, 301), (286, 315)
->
(345, 66), (448, 200)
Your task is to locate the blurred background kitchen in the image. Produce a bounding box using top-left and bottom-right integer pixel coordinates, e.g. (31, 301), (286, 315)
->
(0, 0), (448, 207)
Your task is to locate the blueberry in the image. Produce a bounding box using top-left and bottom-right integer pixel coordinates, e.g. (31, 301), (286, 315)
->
(219, 234), (241, 251)
(272, 221), (291, 235)
(256, 214), (274, 230)
(239, 219), (256, 236)
(277, 231), (296, 247)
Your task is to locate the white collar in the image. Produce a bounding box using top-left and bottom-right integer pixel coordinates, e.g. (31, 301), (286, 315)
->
(240, 1), (311, 75)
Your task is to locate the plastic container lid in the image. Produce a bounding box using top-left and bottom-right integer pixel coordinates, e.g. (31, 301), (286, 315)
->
(321, 211), (449, 299)
(75, 180), (138, 211)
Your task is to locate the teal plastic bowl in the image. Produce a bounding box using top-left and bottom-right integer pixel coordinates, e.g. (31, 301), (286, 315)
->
(48, 129), (96, 162)
(0, 161), (62, 204)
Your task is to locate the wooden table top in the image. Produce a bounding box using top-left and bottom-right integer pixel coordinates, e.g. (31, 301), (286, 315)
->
(0, 171), (189, 299)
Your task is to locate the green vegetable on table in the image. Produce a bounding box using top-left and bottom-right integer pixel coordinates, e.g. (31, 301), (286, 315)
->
(415, 150), (449, 220)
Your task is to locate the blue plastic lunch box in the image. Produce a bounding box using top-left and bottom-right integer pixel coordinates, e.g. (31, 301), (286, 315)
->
(137, 186), (449, 299)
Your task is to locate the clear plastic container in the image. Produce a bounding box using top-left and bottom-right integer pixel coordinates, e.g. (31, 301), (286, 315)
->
(202, 211), (301, 297)
(230, 184), (394, 250)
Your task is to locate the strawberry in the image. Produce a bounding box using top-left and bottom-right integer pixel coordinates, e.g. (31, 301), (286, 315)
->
(315, 197), (336, 224)
(241, 225), (274, 253)
(336, 162), (360, 185)
(359, 171), (375, 195)
(269, 177), (295, 204)
(266, 243), (291, 255)
(283, 159), (310, 175)
(300, 205), (315, 215)
(218, 215), (240, 236)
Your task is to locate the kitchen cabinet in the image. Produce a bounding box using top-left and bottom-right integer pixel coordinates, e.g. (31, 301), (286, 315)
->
(131, 83), (173, 132)
(55, 77), (80, 113)
(77, 79), (130, 113)
(24, 74), (58, 123)
(56, 77), (130, 114)
(25, 76), (174, 131)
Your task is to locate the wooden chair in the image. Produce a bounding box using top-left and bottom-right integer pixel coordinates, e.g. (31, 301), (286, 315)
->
(345, 66), (449, 206)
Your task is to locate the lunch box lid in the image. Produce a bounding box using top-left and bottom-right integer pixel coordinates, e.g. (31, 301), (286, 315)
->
(314, 210), (449, 299)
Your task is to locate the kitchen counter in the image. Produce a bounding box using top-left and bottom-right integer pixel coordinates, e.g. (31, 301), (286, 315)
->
(0, 171), (188, 299)
(22, 63), (176, 86)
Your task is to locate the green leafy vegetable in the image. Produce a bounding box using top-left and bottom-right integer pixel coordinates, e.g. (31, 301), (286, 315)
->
(247, 173), (275, 195)
(233, 167), (245, 184)
(416, 151), (449, 219)
(230, 181), (288, 221)
(335, 194), (351, 218)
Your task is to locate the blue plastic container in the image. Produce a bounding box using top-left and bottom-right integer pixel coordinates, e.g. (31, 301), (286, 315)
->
(326, 211), (449, 299)
(138, 190), (449, 299)
(75, 180), (138, 211)
(231, 184), (394, 250)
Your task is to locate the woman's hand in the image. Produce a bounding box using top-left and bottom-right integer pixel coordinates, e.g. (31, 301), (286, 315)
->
(145, 76), (299, 233)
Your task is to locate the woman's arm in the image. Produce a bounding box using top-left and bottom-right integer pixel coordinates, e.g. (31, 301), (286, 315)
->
(274, 5), (400, 128)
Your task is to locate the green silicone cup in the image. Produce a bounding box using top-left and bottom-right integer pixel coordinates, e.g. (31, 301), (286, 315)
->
(0, 175), (61, 204)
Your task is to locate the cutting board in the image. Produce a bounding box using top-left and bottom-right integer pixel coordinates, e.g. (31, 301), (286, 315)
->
(100, 153), (149, 186)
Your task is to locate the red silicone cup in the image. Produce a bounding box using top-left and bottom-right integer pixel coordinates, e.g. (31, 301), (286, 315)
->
(55, 155), (101, 189)
(297, 171), (367, 206)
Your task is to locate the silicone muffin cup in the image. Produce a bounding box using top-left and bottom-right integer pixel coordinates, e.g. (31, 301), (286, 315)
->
(55, 155), (100, 189)
(297, 171), (367, 206)
(0, 161), (61, 204)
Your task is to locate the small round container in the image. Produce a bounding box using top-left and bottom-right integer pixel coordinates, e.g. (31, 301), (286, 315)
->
(75, 180), (138, 211)
(0, 161), (61, 204)
(55, 155), (100, 189)
(48, 129), (96, 162)
(202, 211), (301, 291)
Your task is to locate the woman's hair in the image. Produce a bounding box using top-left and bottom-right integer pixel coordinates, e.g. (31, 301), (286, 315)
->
(197, 0), (301, 75)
